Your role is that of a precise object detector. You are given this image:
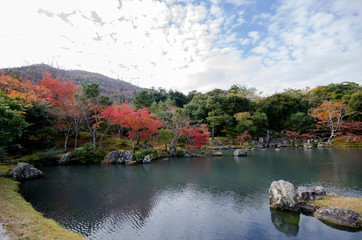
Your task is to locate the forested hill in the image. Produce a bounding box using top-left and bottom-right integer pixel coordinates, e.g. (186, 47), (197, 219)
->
(0, 64), (142, 96)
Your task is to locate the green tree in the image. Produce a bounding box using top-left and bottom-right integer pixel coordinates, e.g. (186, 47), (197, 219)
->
(0, 93), (29, 156)
(134, 90), (152, 109)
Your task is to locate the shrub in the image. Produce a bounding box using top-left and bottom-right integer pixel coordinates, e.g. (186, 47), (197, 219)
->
(71, 143), (107, 164)
(135, 149), (154, 160)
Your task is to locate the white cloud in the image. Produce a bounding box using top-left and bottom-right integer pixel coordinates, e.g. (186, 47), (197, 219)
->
(0, 0), (361, 95)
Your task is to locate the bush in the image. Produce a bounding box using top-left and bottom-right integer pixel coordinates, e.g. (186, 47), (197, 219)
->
(35, 148), (62, 165)
(71, 143), (107, 164)
(135, 149), (153, 160)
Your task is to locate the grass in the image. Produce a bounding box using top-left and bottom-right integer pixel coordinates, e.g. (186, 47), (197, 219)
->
(0, 177), (86, 240)
(0, 164), (14, 173)
(315, 195), (362, 215)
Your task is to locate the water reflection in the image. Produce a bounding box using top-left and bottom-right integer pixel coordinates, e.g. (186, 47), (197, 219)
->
(20, 149), (362, 239)
(270, 208), (300, 236)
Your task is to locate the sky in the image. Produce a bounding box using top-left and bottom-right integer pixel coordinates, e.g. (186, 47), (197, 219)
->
(1, 0), (361, 95)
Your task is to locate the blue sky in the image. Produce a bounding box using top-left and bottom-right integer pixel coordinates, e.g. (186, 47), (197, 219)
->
(1, 0), (361, 94)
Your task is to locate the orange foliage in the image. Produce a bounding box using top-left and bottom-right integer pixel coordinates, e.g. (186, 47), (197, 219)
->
(0, 72), (47, 107)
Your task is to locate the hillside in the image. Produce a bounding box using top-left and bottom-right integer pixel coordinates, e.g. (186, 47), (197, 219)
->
(1, 64), (142, 96)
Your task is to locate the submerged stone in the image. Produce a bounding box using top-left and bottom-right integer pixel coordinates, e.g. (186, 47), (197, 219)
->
(314, 207), (362, 229)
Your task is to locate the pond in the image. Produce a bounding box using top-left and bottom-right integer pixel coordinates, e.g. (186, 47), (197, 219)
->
(20, 149), (362, 239)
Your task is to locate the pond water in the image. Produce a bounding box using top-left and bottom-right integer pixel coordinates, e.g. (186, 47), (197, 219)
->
(20, 149), (362, 239)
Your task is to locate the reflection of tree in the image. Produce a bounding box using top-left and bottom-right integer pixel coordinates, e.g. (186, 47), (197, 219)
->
(270, 208), (300, 236)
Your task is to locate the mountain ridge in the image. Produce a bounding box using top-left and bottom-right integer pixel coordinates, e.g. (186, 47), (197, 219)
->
(1, 64), (142, 96)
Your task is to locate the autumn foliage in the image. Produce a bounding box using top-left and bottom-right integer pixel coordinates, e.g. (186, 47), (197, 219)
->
(180, 124), (210, 149)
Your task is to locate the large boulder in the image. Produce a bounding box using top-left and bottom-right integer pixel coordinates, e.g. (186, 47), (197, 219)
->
(143, 155), (151, 164)
(296, 186), (326, 201)
(314, 207), (362, 229)
(269, 180), (299, 212)
(104, 151), (120, 164)
(234, 149), (247, 156)
(59, 152), (72, 164)
(207, 150), (223, 156)
(10, 162), (43, 181)
(118, 150), (133, 164)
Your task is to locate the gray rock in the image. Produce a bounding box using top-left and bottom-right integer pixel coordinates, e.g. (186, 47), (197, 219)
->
(314, 207), (362, 229)
(317, 143), (324, 149)
(303, 140), (312, 149)
(296, 186), (326, 201)
(207, 150), (223, 156)
(105, 151), (121, 164)
(233, 149), (247, 156)
(10, 162), (43, 181)
(183, 151), (191, 158)
(269, 180), (299, 212)
(219, 146), (229, 150)
(299, 202), (316, 213)
(143, 155), (151, 163)
(119, 150), (133, 163)
(0, 172), (8, 177)
(141, 140), (149, 149)
(59, 152), (72, 164)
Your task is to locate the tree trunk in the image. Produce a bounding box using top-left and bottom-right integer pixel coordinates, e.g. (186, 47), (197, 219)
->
(132, 138), (135, 153)
(74, 131), (78, 149)
(92, 132), (96, 146)
(99, 124), (111, 147)
(136, 134), (140, 145)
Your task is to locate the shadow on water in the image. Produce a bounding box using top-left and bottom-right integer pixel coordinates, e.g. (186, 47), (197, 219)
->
(270, 208), (300, 236)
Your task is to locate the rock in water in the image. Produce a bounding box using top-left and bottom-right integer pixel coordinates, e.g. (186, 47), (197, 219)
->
(143, 155), (151, 163)
(59, 152), (72, 164)
(269, 180), (299, 212)
(296, 186), (326, 201)
(314, 207), (362, 229)
(183, 151), (191, 158)
(119, 150), (133, 163)
(233, 149), (247, 156)
(10, 162), (43, 181)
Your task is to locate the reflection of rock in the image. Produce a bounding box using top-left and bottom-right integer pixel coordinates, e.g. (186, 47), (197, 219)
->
(269, 180), (299, 212)
(233, 149), (247, 156)
(296, 186), (326, 201)
(10, 162), (43, 180)
(314, 207), (362, 229)
(270, 208), (300, 236)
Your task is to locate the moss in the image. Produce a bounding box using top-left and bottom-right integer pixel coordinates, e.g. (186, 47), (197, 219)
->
(0, 164), (15, 173)
(0, 178), (86, 240)
(315, 195), (362, 215)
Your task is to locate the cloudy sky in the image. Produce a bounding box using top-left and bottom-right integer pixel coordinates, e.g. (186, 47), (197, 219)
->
(1, 0), (361, 94)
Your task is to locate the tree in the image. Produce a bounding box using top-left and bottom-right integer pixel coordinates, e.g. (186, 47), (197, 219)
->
(0, 72), (47, 107)
(159, 129), (172, 150)
(236, 131), (252, 146)
(0, 93), (29, 156)
(80, 83), (112, 147)
(206, 96), (223, 146)
(102, 103), (162, 152)
(134, 90), (152, 109)
(40, 72), (82, 150)
(180, 124), (210, 149)
(310, 100), (349, 141)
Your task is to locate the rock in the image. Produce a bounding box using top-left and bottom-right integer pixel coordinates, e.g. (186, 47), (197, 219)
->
(219, 146), (229, 150)
(233, 149), (247, 156)
(269, 180), (299, 212)
(303, 140), (312, 149)
(314, 207), (362, 229)
(170, 145), (177, 157)
(141, 140), (149, 149)
(104, 151), (120, 164)
(275, 148), (281, 151)
(183, 151), (191, 158)
(59, 152), (72, 164)
(0, 172), (8, 177)
(160, 151), (170, 158)
(10, 162), (43, 181)
(207, 150), (223, 156)
(317, 143), (324, 149)
(143, 155), (151, 163)
(296, 186), (326, 201)
(162, 158), (169, 161)
(200, 150), (205, 154)
(298, 202), (316, 213)
(119, 150), (133, 163)
(126, 160), (138, 166)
